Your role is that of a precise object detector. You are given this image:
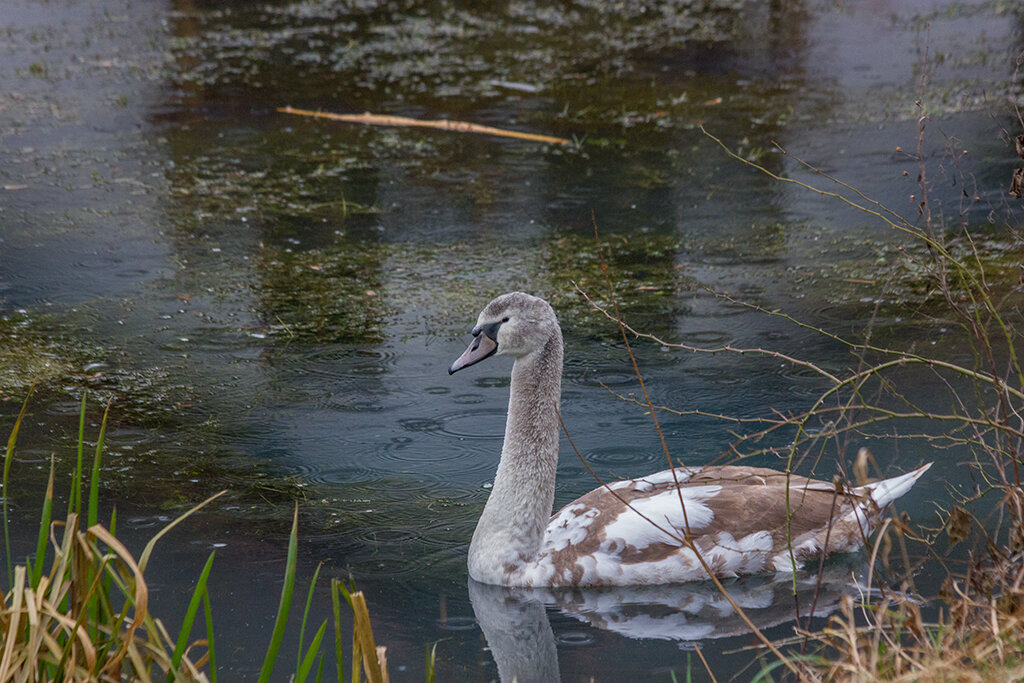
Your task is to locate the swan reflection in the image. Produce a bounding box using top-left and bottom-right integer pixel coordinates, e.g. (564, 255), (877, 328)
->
(469, 563), (879, 682)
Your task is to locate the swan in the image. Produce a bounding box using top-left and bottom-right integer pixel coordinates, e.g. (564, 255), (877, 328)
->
(448, 292), (930, 587)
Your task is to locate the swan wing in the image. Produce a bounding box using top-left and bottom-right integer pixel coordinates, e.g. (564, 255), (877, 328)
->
(520, 464), (929, 586)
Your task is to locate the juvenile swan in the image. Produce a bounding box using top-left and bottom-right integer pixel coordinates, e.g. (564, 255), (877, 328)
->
(449, 292), (930, 587)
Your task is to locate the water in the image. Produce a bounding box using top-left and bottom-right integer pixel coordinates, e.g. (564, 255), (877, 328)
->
(1, 0), (1022, 679)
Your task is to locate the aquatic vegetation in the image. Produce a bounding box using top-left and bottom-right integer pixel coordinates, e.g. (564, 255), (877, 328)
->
(0, 316), (80, 398)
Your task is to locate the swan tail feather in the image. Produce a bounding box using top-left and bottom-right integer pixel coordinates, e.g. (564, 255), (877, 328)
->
(855, 462), (932, 510)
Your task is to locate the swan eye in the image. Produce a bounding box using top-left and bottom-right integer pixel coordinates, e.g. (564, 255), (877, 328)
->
(502, 316), (510, 323)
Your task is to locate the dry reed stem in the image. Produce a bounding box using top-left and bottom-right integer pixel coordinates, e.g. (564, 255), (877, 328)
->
(569, 216), (813, 681)
(277, 106), (571, 145)
(692, 643), (718, 683)
(0, 510), (215, 682)
(347, 589), (386, 683)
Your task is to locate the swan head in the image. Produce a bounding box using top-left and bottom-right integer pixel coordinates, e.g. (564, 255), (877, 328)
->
(449, 292), (559, 374)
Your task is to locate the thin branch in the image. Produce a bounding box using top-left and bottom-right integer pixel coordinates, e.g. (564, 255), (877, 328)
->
(277, 107), (571, 145)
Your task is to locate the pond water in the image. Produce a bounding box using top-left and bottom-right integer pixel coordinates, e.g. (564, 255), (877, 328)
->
(2, 0), (1023, 679)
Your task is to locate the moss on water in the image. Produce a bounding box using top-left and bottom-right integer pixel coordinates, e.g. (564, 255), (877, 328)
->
(245, 229), (702, 344)
(0, 317), (81, 398)
(4, 222), (1018, 404)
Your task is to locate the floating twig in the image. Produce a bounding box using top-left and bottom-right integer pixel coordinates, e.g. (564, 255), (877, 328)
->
(278, 106), (571, 145)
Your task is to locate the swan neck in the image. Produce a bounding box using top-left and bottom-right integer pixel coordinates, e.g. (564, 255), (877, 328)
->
(469, 333), (563, 584)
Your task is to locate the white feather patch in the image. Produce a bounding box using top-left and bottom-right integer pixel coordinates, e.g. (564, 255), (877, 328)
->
(607, 467), (696, 492)
(601, 485), (721, 549)
(633, 467), (698, 486)
(544, 504), (600, 551)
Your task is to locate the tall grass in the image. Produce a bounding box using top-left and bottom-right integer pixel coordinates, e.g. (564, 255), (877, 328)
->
(0, 393), (396, 682)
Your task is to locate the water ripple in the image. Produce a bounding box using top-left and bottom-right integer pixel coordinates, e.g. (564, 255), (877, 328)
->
(436, 616), (477, 631)
(396, 408), (506, 441)
(557, 631), (597, 647)
(349, 527), (423, 546)
(680, 329), (733, 345)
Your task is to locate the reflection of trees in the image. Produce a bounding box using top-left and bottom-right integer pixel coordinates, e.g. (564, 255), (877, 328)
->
(154, 0), (818, 349)
(154, 140), (390, 343)
(159, 1), (394, 344)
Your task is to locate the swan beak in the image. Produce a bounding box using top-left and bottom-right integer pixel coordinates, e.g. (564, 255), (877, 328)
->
(449, 330), (498, 374)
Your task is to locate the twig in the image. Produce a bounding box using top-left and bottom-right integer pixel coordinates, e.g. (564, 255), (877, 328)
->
(693, 643), (718, 683)
(582, 283), (1024, 403)
(277, 107), (571, 145)
(578, 214), (809, 681)
(575, 284), (840, 384)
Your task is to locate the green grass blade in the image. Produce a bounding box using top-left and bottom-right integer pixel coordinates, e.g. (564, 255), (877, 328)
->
(257, 504), (299, 683)
(30, 455), (56, 588)
(70, 390), (87, 519)
(83, 398), (111, 640)
(137, 490), (226, 574)
(100, 507), (119, 628)
(425, 642), (437, 683)
(295, 621), (328, 683)
(169, 550), (217, 682)
(203, 589), (218, 683)
(4, 383), (34, 586)
(297, 563), (323, 673)
(87, 399), (111, 529)
(314, 654), (325, 683)
(331, 579), (345, 683)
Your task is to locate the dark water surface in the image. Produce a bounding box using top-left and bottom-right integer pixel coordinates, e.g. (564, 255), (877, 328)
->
(2, 0), (1023, 679)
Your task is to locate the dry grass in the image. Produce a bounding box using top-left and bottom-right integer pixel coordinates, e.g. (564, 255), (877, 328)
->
(807, 574), (1024, 681)
(1, 512), (210, 682)
(1, 393), (393, 682)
